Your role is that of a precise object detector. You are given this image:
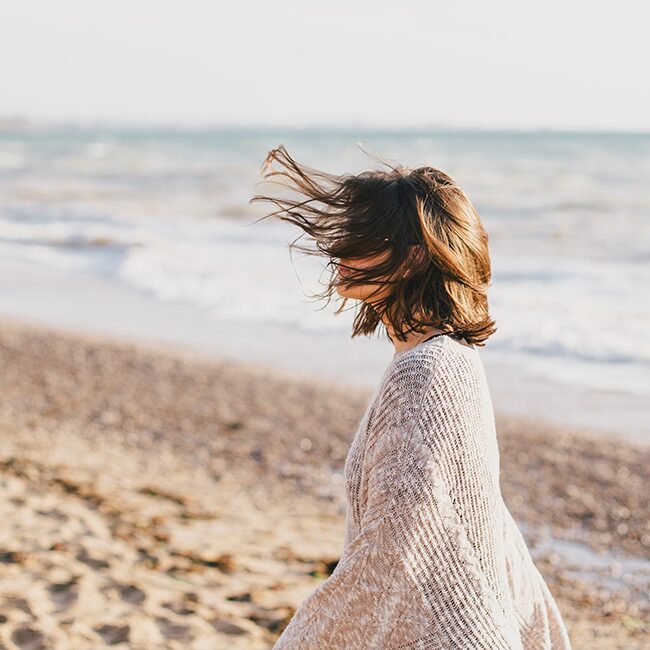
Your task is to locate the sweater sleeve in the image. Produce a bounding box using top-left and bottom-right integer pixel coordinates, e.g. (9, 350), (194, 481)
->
(273, 362), (523, 650)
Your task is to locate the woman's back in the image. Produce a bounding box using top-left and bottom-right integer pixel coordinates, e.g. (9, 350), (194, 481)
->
(273, 334), (572, 649)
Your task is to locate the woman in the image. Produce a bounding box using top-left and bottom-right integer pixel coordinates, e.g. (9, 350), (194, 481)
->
(250, 146), (572, 649)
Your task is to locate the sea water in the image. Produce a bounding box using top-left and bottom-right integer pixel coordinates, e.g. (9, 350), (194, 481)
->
(0, 125), (648, 436)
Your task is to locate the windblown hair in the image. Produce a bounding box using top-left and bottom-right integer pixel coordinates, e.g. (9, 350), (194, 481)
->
(249, 145), (497, 346)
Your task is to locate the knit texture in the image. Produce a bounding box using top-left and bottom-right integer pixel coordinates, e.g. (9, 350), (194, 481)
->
(273, 334), (572, 649)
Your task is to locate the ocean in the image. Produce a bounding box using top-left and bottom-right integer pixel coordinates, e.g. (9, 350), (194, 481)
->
(1, 125), (649, 439)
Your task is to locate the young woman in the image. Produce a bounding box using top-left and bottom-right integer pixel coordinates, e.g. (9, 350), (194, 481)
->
(250, 146), (572, 649)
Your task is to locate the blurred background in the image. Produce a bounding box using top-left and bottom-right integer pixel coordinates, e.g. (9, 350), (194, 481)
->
(0, 2), (649, 649)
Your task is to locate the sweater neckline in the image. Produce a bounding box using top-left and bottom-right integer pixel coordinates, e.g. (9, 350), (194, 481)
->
(391, 332), (476, 361)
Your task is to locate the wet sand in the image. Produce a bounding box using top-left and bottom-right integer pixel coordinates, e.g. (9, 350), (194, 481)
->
(0, 319), (648, 649)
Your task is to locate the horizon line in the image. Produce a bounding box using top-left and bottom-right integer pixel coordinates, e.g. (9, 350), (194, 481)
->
(1, 115), (649, 136)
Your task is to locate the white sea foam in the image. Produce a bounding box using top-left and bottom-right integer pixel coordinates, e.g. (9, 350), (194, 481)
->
(1, 127), (649, 399)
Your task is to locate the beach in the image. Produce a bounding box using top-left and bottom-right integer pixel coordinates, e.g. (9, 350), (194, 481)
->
(0, 318), (647, 649)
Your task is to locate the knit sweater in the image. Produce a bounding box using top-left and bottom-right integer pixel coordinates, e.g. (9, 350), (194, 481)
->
(273, 333), (572, 649)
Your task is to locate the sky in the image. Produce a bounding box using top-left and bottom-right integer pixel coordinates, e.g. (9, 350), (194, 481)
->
(1, 0), (649, 131)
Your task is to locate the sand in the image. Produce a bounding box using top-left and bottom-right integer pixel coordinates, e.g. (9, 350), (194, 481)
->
(0, 318), (647, 649)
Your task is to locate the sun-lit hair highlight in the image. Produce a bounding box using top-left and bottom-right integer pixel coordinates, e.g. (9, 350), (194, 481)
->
(249, 145), (497, 346)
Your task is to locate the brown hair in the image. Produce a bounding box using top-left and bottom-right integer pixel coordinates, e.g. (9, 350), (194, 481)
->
(249, 145), (497, 346)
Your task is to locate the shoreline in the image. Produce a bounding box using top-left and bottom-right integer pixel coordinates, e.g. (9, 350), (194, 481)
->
(0, 257), (648, 445)
(0, 318), (648, 648)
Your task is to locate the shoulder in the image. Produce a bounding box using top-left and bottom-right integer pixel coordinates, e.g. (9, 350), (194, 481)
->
(368, 336), (486, 437)
(365, 339), (488, 471)
(385, 341), (443, 391)
(370, 339), (447, 429)
(377, 337), (487, 435)
(383, 335), (479, 396)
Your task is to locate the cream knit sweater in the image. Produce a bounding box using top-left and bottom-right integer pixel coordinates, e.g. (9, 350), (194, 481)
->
(273, 334), (572, 649)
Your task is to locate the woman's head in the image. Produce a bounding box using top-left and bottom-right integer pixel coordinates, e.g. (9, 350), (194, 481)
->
(250, 145), (496, 346)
